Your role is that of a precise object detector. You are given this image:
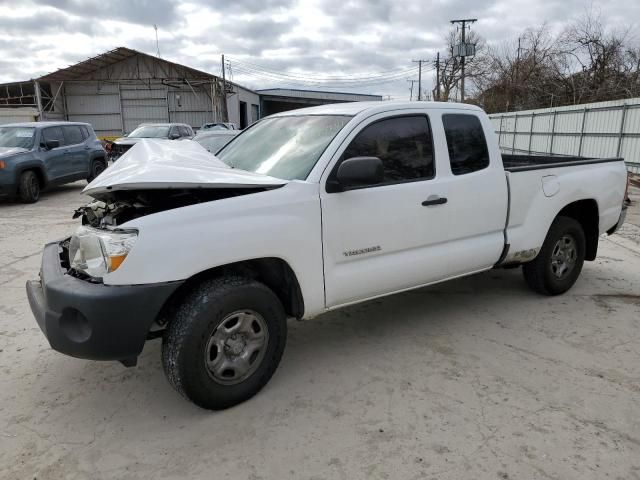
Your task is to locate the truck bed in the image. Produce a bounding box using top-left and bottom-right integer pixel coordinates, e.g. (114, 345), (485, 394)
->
(502, 154), (623, 172)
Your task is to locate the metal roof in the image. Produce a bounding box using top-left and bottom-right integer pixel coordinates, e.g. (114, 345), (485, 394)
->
(257, 88), (382, 101)
(37, 47), (216, 82)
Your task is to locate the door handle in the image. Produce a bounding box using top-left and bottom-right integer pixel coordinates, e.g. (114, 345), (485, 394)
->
(422, 195), (447, 206)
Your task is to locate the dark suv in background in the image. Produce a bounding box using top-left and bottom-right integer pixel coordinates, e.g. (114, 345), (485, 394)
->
(0, 122), (106, 203)
(109, 123), (194, 160)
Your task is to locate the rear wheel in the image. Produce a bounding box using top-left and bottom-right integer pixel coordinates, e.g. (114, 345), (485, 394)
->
(162, 276), (287, 410)
(87, 158), (106, 183)
(18, 170), (40, 203)
(522, 216), (586, 295)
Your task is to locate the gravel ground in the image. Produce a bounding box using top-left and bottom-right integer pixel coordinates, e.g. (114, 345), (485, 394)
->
(0, 182), (639, 480)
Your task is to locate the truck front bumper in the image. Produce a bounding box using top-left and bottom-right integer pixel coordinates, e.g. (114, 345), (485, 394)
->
(26, 242), (183, 364)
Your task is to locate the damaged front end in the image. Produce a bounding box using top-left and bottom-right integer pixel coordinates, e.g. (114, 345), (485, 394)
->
(76, 138), (289, 227)
(73, 187), (275, 227)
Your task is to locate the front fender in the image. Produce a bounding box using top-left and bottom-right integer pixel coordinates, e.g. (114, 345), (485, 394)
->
(12, 156), (49, 186)
(100, 182), (327, 318)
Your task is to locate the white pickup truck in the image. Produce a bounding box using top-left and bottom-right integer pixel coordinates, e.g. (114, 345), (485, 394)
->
(26, 102), (629, 410)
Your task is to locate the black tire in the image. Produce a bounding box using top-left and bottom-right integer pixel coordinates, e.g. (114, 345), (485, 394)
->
(162, 276), (287, 410)
(522, 216), (586, 295)
(87, 158), (106, 183)
(17, 170), (40, 203)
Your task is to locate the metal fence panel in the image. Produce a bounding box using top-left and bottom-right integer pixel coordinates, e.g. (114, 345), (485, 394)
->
(490, 98), (640, 171)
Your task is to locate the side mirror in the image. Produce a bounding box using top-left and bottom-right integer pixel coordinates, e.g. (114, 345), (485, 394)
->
(332, 156), (384, 191)
(169, 133), (180, 140)
(44, 139), (60, 150)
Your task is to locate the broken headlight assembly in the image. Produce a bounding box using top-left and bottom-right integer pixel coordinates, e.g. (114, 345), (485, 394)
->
(68, 226), (138, 278)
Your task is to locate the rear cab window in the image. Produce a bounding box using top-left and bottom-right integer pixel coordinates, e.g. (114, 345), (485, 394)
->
(442, 114), (490, 175)
(332, 115), (435, 187)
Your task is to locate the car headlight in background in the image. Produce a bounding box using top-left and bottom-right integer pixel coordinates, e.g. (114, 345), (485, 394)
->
(68, 226), (138, 278)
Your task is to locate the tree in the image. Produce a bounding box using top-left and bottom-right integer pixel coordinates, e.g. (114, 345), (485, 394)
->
(469, 10), (640, 113)
(436, 29), (487, 102)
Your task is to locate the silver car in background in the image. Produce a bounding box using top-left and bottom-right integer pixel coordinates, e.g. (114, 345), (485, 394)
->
(192, 130), (239, 154)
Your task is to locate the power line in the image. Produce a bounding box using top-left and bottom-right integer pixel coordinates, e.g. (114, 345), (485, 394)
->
(231, 64), (432, 89)
(227, 57), (421, 82)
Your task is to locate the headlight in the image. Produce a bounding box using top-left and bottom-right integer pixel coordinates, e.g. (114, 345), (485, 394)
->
(68, 226), (138, 278)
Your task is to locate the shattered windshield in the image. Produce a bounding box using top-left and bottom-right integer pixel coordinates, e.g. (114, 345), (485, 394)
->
(0, 127), (35, 149)
(216, 115), (352, 180)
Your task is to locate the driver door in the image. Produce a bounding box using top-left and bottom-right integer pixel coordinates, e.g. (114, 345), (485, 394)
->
(320, 113), (451, 307)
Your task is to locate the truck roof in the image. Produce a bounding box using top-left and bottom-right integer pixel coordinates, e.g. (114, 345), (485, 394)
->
(272, 101), (483, 117)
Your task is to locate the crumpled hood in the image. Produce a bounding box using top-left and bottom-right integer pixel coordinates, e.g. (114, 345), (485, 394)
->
(84, 139), (288, 196)
(0, 146), (29, 157)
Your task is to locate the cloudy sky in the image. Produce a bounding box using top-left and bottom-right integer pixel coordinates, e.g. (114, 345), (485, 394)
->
(0, 0), (637, 99)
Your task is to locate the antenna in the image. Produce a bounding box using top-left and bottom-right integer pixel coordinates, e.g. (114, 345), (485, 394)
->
(154, 25), (161, 58)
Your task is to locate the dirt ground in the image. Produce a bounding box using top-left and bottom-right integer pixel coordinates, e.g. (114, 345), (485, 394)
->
(1, 183), (639, 480)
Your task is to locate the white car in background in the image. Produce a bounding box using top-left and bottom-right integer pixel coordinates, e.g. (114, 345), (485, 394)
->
(193, 129), (239, 154)
(200, 122), (239, 131)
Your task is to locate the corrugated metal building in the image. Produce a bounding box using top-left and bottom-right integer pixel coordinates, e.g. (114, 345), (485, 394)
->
(0, 47), (261, 135)
(489, 98), (640, 172)
(257, 88), (382, 116)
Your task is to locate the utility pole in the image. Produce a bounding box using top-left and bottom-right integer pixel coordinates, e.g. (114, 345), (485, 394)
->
(221, 54), (229, 122)
(450, 18), (477, 102)
(512, 36), (521, 110)
(435, 52), (441, 101)
(407, 79), (417, 101)
(412, 59), (428, 101)
(154, 25), (161, 58)
(221, 54), (226, 92)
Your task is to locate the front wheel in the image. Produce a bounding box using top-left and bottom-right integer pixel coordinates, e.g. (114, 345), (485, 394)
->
(522, 216), (586, 295)
(18, 170), (40, 203)
(162, 276), (287, 410)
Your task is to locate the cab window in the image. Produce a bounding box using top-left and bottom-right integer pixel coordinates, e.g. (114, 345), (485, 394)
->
(442, 114), (490, 175)
(336, 115), (434, 186)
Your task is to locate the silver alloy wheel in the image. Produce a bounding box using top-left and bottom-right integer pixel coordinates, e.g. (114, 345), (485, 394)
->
(550, 234), (577, 279)
(204, 310), (269, 385)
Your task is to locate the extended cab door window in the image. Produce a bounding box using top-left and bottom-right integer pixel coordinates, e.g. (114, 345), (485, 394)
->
(332, 115), (434, 187)
(442, 114), (490, 175)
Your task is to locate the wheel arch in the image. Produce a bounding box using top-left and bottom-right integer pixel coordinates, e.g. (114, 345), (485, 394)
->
(16, 164), (47, 188)
(555, 199), (599, 261)
(158, 257), (305, 325)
